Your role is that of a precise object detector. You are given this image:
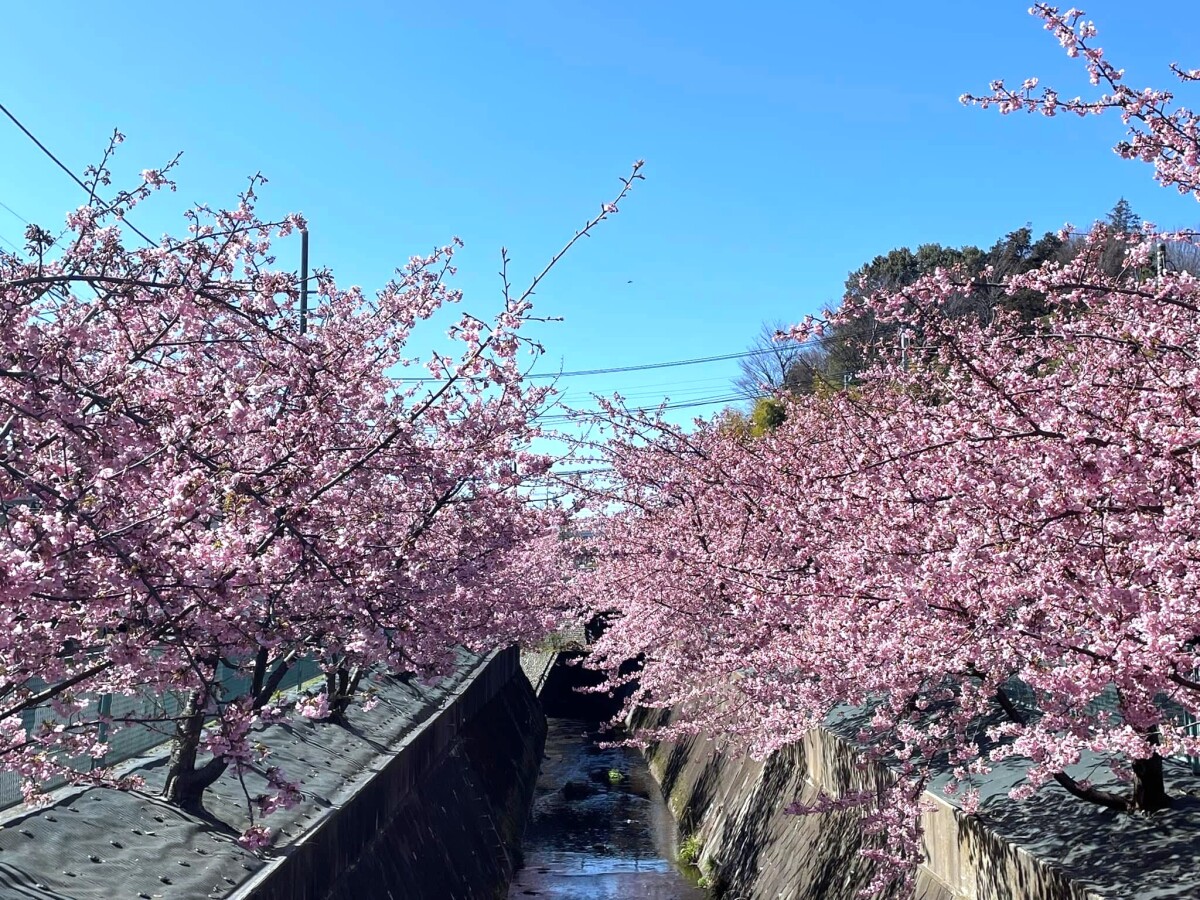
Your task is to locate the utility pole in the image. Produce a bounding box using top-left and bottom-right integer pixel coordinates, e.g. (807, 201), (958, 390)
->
(1156, 242), (1167, 280)
(300, 226), (310, 335)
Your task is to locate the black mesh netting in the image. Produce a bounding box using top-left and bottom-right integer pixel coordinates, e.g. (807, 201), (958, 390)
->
(0, 650), (486, 900)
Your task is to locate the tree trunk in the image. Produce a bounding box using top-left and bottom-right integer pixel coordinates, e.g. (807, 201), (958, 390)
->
(160, 652), (296, 811)
(993, 685), (1153, 812)
(161, 689), (228, 812)
(325, 665), (363, 724)
(1131, 727), (1172, 812)
(1131, 754), (1170, 811)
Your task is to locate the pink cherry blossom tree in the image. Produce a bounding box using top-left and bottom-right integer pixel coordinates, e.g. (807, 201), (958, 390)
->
(0, 133), (642, 836)
(577, 7), (1200, 895)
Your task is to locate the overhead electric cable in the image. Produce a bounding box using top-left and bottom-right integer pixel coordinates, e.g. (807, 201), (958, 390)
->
(394, 336), (835, 384)
(535, 392), (758, 423)
(560, 383), (744, 405)
(0, 198), (29, 224)
(0, 196), (30, 252)
(0, 101), (156, 246)
(519, 344), (809, 379)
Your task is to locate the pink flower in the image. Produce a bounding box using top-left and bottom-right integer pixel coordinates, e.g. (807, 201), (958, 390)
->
(296, 693), (331, 720)
(237, 825), (274, 852)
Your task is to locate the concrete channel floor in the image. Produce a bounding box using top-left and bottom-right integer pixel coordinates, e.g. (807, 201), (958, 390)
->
(508, 716), (707, 900)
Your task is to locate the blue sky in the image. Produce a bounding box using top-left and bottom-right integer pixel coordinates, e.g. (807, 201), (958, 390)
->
(1, 1), (1198, 431)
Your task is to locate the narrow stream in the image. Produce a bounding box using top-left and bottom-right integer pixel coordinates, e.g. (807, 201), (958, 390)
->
(508, 717), (708, 900)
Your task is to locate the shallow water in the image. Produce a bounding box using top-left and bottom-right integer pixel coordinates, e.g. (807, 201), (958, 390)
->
(508, 718), (708, 900)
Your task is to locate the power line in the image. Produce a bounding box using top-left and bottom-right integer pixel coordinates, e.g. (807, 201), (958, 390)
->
(557, 372), (740, 398)
(535, 392), (756, 423)
(0, 197), (29, 253)
(395, 337), (834, 385)
(521, 344), (810, 380)
(0, 198), (29, 225)
(564, 371), (734, 391)
(0, 101), (92, 194)
(559, 381), (741, 404)
(0, 101), (156, 246)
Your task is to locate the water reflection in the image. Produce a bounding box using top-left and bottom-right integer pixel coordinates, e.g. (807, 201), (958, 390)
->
(509, 718), (707, 900)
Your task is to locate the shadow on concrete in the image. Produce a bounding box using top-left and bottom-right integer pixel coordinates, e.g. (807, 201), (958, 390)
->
(967, 769), (1200, 900)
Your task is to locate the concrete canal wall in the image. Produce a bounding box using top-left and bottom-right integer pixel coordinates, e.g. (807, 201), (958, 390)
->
(0, 646), (545, 900)
(639, 707), (1200, 900)
(237, 645), (546, 900)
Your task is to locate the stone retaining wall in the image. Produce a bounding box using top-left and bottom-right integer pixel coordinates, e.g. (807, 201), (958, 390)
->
(235, 645), (545, 900)
(639, 708), (1199, 900)
(0, 647), (545, 900)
